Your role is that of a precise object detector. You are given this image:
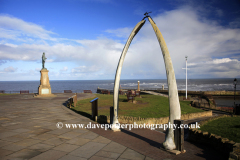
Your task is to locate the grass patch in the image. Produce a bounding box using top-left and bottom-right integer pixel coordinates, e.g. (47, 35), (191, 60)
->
(0, 94), (11, 96)
(200, 117), (240, 143)
(73, 94), (203, 118)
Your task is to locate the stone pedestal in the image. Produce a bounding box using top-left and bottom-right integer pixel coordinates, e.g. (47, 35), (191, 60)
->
(36, 69), (55, 97)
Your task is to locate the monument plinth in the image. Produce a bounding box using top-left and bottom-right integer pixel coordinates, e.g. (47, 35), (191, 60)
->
(38, 69), (52, 95)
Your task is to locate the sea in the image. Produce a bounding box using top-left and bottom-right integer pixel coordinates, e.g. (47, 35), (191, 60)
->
(0, 78), (237, 93)
(0, 78), (239, 107)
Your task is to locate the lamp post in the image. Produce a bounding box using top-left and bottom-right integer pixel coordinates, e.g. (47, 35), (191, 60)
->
(234, 78), (238, 106)
(185, 56), (188, 99)
(182, 56), (189, 100)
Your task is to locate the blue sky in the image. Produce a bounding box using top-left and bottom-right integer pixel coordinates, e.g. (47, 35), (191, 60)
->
(0, 0), (240, 81)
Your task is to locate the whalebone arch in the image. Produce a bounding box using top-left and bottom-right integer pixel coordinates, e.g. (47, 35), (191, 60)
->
(112, 17), (181, 150)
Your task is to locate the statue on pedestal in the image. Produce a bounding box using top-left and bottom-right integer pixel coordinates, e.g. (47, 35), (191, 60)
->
(35, 52), (55, 97)
(42, 52), (47, 69)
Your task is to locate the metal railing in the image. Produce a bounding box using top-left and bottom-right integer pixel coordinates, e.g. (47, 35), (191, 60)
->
(0, 90), (94, 94)
(66, 94), (77, 108)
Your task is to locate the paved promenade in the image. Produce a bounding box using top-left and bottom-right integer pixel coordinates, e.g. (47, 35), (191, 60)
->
(0, 94), (227, 160)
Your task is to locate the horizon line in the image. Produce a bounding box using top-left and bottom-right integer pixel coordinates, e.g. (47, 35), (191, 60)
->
(0, 77), (238, 82)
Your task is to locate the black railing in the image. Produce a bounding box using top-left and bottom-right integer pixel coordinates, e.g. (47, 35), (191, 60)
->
(0, 90), (95, 94)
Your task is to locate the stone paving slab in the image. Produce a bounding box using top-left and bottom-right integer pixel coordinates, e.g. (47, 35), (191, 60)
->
(58, 154), (87, 160)
(71, 128), (89, 133)
(69, 142), (107, 158)
(89, 155), (115, 160)
(13, 132), (37, 139)
(92, 136), (111, 144)
(31, 133), (56, 140)
(66, 137), (91, 146)
(46, 128), (70, 135)
(0, 148), (14, 157)
(119, 148), (145, 160)
(3, 149), (41, 160)
(12, 128), (32, 133)
(102, 142), (127, 154)
(58, 131), (83, 139)
(52, 143), (79, 152)
(27, 143), (54, 152)
(1, 143), (26, 152)
(0, 140), (13, 147)
(95, 150), (121, 159)
(29, 149), (68, 160)
(14, 138), (42, 147)
(42, 137), (67, 146)
(0, 131), (19, 138)
(79, 131), (99, 140)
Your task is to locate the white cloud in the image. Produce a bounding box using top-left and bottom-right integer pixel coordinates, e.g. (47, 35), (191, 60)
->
(0, 28), (21, 40)
(46, 59), (54, 63)
(105, 27), (133, 38)
(186, 58), (240, 78)
(188, 63), (197, 66)
(229, 18), (240, 28)
(71, 65), (101, 73)
(215, 9), (224, 17)
(0, 15), (56, 41)
(35, 68), (41, 72)
(212, 58), (237, 64)
(4, 66), (17, 72)
(60, 66), (68, 72)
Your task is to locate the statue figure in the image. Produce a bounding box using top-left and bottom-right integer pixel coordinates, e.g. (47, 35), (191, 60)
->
(42, 52), (47, 69)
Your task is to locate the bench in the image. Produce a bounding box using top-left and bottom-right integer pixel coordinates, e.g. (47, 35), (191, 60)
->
(84, 90), (92, 94)
(20, 90), (29, 94)
(183, 97), (190, 100)
(129, 90), (136, 96)
(64, 90), (72, 93)
(0, 90), (5, 94)
(119, 90), (124, 95)
(102, 90), (110, 95)
(127, 90), (135, 102)
(135, 91), (141, 97)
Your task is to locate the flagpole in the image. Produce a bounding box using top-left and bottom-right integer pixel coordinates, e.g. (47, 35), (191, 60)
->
(185, 56), (188, 99)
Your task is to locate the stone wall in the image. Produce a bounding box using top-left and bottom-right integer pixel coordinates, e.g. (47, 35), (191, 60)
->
(192, 100), (234, 113)
(98, 110), (212, 125)
(187, 115), (240, 160)
(97, 88), (240, 96)
(157, 90), (240, 96)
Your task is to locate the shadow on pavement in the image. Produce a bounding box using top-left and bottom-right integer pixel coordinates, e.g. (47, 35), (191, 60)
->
(121, 128), (163, 149)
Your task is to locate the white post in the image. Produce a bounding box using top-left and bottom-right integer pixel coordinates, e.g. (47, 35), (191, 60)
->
(185, 56), (188, 99)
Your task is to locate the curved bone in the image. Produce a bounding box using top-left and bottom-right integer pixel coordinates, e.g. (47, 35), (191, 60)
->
(112, 20), (146, 131)
(148, 17), (181, 150)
